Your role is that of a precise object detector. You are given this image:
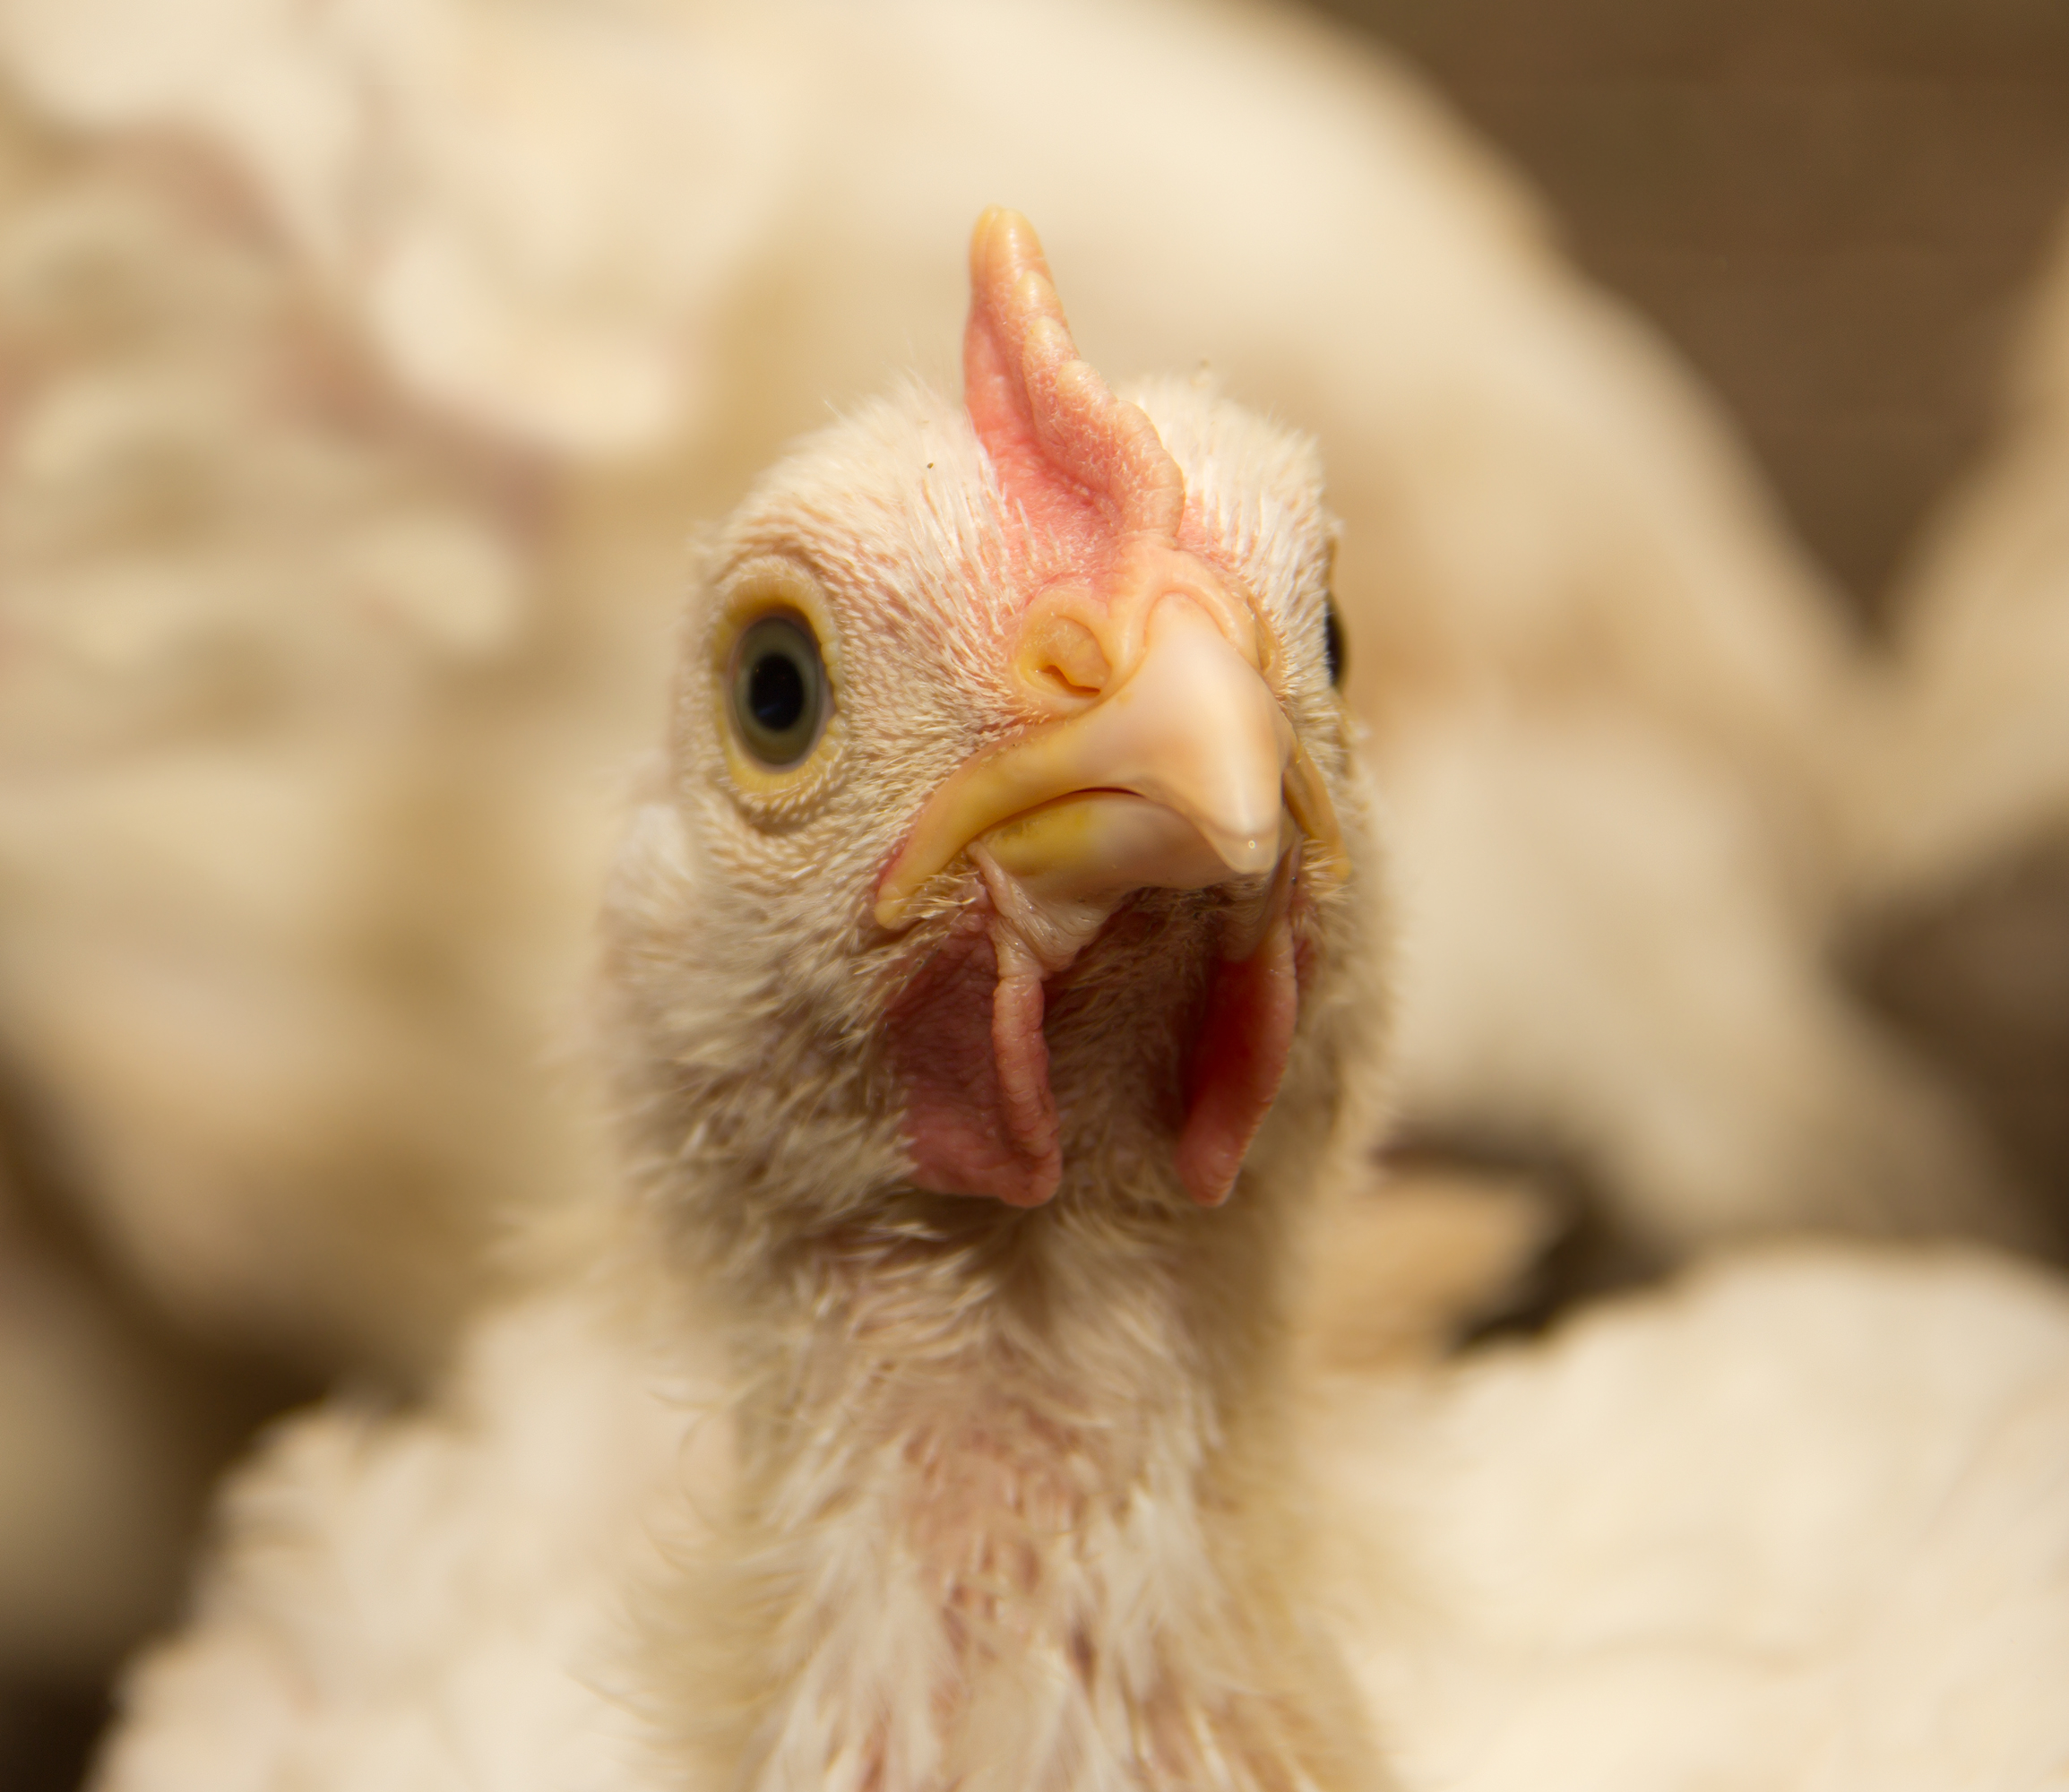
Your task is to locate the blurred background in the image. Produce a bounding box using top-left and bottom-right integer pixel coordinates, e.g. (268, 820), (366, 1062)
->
(1323, 0), (2069, 1241)
(1325, 0), (2069, 616)
(4, 0), (2069, 1785)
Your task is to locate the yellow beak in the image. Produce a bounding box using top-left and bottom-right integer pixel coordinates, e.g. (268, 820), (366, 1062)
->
(875, 593), (1339, 930)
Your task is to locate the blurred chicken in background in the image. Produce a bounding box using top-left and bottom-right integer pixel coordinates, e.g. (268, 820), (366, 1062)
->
(0, 0), (2048, 1770)
(1844, 211), (2069, 1220)
(0, 93), (621, 1752)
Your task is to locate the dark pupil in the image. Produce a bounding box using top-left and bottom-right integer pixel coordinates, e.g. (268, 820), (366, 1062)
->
(1323, 598), (1345, 686)
(732, 611), (826, 767)
(748, 650), (806, 733)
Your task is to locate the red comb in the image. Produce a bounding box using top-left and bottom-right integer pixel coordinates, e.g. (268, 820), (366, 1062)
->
(963, 208), (1185, 564)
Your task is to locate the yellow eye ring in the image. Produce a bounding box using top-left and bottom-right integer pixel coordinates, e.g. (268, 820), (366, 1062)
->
(706, 556), (845, 818)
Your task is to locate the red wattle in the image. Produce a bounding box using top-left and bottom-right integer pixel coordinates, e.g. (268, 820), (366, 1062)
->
(1172, 918), (1300, 1207)
(884, 913), (1061, 1207)
(886, 902), (1300, 1210)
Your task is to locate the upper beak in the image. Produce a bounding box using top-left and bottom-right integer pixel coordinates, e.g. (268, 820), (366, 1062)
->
(875, 591), (1340, 930)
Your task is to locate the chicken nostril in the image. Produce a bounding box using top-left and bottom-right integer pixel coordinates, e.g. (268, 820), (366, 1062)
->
(1022, 615), (1110, 701)
(1037, 663), (1100, 699)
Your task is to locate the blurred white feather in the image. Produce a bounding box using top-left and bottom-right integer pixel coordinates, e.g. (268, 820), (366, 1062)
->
(92, 1242), (2069, 1789)
(0, 110), (611, 1380)
(1335, 1245), (2069, 1792)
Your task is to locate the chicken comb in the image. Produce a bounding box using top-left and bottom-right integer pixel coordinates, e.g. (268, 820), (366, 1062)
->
(963, 208), (1186, 556)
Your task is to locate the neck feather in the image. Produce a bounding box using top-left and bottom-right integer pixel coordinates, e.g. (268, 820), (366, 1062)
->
(643, 1196), (1380, 1792)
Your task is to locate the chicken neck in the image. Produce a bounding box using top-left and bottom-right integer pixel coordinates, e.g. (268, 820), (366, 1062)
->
(655, 1193), (1379, 1792)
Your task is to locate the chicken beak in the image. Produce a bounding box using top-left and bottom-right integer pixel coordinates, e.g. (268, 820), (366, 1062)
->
(875, 594), (1340, 930)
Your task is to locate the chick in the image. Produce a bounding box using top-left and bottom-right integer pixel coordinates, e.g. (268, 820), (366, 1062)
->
(94, 215), (2069, 1792)
(96, 207), (1392, 1792)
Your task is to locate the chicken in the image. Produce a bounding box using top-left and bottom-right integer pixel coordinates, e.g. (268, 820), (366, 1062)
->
(92, 211), (2069, 1792)
(0, 97), (594, 1383)
(94, 205), (1391, 1791)
(0, 91), (610, 1710)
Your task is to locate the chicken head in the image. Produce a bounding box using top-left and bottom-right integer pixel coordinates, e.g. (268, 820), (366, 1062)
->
(98, 211), (1398, 1792)
(606, 207), (1383, 1259)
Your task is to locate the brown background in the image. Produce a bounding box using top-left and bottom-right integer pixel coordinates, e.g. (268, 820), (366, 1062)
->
(1315, 0), (2069, 622)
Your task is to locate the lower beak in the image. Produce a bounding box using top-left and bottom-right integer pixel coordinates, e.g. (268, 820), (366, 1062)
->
(875, 595), (1339, 931)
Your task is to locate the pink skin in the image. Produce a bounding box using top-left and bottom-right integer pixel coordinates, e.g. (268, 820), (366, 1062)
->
(960, 208), (1185, 570)
(884, 908), (1059, 1208)
(1174, 917), (1300, 1209)
(884, 211), (1306, 1210)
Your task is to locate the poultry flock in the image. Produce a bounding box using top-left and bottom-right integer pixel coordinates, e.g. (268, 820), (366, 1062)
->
(0, 0), (2063, 1784)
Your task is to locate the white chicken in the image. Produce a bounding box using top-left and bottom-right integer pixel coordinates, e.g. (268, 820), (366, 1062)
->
(0, 0), (2013, 1401)
(1336, 1240), (2069, 1792)
(97, 202), (1392, 1792)
(92, 212), (2069, 1792)
(0, 87), (618, 1708)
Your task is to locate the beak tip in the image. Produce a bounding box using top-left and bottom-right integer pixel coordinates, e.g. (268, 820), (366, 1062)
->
(1200, 811), (1291, 878)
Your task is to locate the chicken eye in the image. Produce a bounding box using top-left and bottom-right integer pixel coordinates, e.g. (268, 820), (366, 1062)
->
(1323, 595), (1346, 687)
(729, 612), (828, 767)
